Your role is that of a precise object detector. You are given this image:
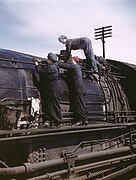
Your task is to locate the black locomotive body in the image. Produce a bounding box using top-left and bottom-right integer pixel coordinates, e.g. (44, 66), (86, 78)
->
(0, 49), (136, 180)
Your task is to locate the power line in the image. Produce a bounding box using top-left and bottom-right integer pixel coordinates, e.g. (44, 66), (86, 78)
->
(94, 25), (112, 58)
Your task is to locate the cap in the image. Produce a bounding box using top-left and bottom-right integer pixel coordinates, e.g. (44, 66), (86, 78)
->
(58, 35), (67, 43)
(47, 52), (58, 63)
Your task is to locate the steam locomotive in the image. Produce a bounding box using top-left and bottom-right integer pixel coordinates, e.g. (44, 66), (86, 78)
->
(0, 48), (136, 129)
(0, 48), (136, 180)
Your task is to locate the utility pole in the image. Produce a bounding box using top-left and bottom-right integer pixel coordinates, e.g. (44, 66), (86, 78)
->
(94, 25), (112, 58)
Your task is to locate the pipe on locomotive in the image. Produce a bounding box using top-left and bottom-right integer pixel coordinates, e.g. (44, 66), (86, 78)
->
(26, 157), (136, 180)
(0, 145), (136, 177)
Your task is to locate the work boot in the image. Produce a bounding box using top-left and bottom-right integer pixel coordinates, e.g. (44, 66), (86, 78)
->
(82, 120), (88, 126)
(73, 121), (82, 126)
(54, 122), (63, 128)
(42, 122), (51, 128)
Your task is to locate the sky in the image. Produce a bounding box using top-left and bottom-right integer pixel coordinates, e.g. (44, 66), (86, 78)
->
(0, 0), (136, 64)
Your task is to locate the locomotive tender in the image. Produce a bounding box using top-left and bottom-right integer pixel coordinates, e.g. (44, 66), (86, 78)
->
(0, 48), (136, 179)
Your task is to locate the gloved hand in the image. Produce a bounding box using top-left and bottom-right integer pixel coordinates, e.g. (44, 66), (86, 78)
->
(34, 58), (41, 65)
(35, 61), (38, 65)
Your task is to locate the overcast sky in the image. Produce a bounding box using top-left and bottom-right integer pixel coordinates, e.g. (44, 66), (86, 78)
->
(0, 0), (136, 64)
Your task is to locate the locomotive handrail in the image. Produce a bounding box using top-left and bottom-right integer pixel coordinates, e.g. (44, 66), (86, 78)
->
(0, 98), (30, 106)
(98, 75), (109, 122)
(0, 125), (127, 139)
(82, 69), (125, 79)
(86, 102), (104, 105)
(62, 129), (136, 156)
(0, 56), (45, 65)
(0, 57), (125, 81)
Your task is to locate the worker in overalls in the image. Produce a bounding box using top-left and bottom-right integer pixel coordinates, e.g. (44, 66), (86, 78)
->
(58, 35), (98, 72)
(59, 56), (88, 126)
(35, 52), (63, 128)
